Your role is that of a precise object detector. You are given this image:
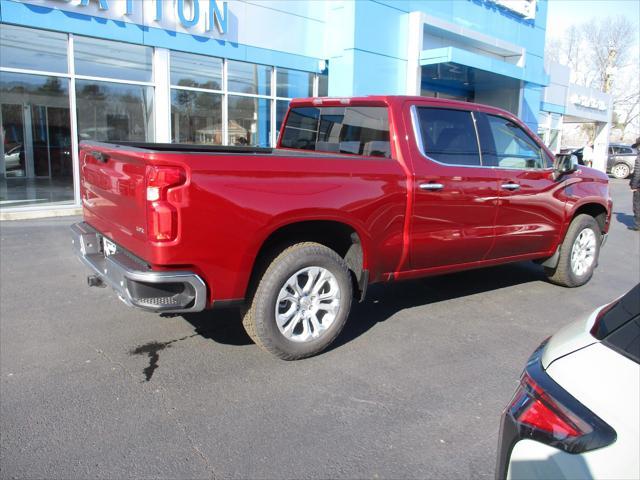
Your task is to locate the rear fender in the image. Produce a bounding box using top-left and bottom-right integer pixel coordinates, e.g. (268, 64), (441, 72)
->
(234, 211), (373, 299)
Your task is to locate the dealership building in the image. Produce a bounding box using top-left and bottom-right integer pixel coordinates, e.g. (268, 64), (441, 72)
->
(0, 0), (612, 217)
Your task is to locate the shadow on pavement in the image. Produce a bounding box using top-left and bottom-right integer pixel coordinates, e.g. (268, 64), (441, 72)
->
(329, 260), (545, 352)
(614, 211), (636, 228)
(179, 261), (546, 351)
(182, 308), (251, 346)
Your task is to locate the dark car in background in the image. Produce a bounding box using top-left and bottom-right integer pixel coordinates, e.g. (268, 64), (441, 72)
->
(607, 144), (637, 179)
(558, 144), (636, 178)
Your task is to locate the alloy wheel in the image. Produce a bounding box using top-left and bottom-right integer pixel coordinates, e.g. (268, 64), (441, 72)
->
(570, 228), (597, 276)
(275, 266), (341, 343)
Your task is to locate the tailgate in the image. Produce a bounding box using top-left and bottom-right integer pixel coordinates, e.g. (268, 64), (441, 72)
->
(80, 143), (148, 248)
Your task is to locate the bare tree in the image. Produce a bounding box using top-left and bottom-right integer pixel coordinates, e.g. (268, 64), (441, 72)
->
(581, 16), (636, 92)
(547, 15), (640, 142)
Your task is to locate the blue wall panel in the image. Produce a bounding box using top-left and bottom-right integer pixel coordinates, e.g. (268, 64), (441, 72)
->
(521, 83), (543, 130)
(353, 1), (408, 60)
(351, 49), (406, 95)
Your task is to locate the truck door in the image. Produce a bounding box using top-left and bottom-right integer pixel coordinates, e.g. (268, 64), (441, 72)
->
(474, 112), (564, 259)
(406, 105), (499, 270)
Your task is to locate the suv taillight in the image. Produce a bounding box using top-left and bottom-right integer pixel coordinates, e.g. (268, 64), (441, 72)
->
(510, 372), (590, 441)
(146, 165), (186, 242)
(503, 341), (616, 455)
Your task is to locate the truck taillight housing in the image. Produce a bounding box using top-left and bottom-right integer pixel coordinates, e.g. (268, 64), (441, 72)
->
(146, 165), (186, 242)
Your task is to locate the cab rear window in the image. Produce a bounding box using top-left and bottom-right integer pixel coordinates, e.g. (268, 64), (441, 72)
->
(280, 106), (391, 158)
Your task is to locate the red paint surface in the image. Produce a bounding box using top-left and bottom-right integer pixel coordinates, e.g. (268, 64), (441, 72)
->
(79, 96), (612, 307)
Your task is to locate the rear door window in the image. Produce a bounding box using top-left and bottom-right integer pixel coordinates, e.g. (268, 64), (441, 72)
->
(414, 107), (481, 166)
(280, 106), (391, 158)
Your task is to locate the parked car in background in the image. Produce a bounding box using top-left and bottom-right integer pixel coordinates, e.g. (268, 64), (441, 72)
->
(3, 143), (23, 175)
(71, 96), (613, 360)
(607, 144), (637, 179)
(496, 284), (640, 480)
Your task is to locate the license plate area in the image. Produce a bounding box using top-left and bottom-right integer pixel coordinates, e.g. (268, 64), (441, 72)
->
(103, 237), (117, 257)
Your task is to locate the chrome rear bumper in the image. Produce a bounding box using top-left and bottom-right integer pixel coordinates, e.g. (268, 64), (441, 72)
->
(70, 222), (207, 313)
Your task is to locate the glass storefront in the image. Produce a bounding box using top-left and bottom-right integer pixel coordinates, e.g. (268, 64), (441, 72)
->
(76, 81), (154, 142)
(228, 96), (271, 147)
(0, 72), (74, 208)
(171, 90), (223, 144)
(0, 23), (327, 212)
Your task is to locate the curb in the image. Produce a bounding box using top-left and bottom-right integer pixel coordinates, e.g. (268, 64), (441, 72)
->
(0, 208), (82, 221)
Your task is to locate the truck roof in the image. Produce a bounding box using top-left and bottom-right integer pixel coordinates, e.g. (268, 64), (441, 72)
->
(289, 95), (519, 120)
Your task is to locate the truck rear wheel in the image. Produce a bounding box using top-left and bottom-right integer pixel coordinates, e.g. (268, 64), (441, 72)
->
(242, 242), (353, 360)
(544, 214), (601, 287)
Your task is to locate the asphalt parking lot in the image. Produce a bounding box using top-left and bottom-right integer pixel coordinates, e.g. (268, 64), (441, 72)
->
(1, 178), (638, 479)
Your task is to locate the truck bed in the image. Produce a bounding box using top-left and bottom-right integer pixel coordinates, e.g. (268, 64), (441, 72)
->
(78, 140), (408, 304)
(85, 141), (356, 158)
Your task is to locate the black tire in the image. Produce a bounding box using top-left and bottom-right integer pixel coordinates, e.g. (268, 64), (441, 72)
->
(611, 163), (631, 179)
(242, 242), (353, 360)
(544, 214), (601, 287)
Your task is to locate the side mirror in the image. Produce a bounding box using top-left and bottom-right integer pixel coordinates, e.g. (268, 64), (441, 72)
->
(555, 154), (579, 177)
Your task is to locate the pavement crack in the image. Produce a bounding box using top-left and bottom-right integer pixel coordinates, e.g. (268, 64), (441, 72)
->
(83, 341), (138, 381)
(166, 403), (218, 479)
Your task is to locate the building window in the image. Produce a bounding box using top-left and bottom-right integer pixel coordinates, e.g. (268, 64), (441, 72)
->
(276, 68), (313, 98)
(275, 100), (291, 139)
(318, 73), (328, 97)
(74, 36), (153, 83)
(170, 51), (222, 90)
(73, 36), (155, 143)
(0, 24), (68, 74)
(227, 60), (271, 96)
(228, 96), (271, 147)
(171, 90), (222, 144)
(0, 71), (73, 207)
(170, 51), (223, 144)
(76, 81), (154, 142)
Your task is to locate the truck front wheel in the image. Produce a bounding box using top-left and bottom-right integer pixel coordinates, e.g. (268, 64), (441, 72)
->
(544, 214), (601, 287)
(242, 242), (353, 360)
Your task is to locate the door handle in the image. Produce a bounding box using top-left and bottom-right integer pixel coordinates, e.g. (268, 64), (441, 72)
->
(419, 183), (444, 191)
(501, 183), (520, 190)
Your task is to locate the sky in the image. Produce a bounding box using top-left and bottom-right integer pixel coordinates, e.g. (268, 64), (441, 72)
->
(546, 0), (640, 39)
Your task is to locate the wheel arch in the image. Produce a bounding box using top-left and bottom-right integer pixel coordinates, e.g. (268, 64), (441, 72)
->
(542, 200), (609, 270)
(245, 219), (369, 303)
(571, 202), (609, 234)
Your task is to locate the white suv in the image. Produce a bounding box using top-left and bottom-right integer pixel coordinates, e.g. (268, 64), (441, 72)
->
(496, 284), (640, 479)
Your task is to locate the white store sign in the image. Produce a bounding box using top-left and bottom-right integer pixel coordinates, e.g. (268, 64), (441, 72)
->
(18, 0), (229, 35)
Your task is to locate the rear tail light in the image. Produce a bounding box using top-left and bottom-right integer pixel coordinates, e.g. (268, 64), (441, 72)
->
(510, 372), (590, 441)
(504, 341), (616, 454)
(146, 166), (186, 242)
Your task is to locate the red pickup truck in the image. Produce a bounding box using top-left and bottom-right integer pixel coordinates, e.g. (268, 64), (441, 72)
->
(71, 96), (612, 359)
